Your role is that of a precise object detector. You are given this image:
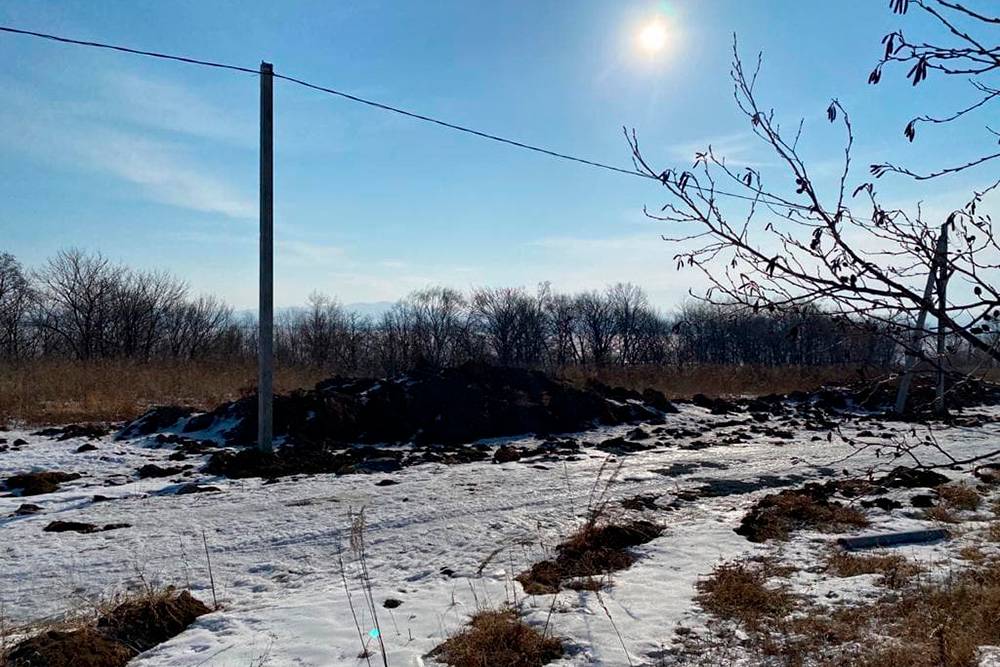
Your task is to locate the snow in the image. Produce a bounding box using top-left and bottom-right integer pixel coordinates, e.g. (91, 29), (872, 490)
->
(2, 404), (999, 666)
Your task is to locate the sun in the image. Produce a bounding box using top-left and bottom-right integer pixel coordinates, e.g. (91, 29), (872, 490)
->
(638, 20), (668, 54)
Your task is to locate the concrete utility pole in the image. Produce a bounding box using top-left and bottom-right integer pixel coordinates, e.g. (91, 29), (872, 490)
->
(258, 61), (274, 453)
(894, 222), (948, 415)
(934, 223), (950, 415)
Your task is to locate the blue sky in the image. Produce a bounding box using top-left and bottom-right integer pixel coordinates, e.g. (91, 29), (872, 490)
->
(0, 1), (990, 309)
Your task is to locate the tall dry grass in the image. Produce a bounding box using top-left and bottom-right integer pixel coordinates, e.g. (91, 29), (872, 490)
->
(0, 359), (325, 426)
(558, 363), (873, 399)
(1, 360), (874, 427)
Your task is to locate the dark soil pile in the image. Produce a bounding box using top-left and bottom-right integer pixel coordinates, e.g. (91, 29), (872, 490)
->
(117, 406), (194, 440)
(735, 465), (959, 542)
(173, 362), (668, 447)
(33, 423), (111, 441)
(851, 375), (1000, 414)
(517, 520), (662, 594)
(97, 590), (210, 653)
(43, 521), (130, 534)
(736, 484), (870, 542)
(3, 590), (209, 667)
(682, 375), (1000, 422)
(206, 444), (405, 479)
(4, 471), (81, 496)
(4, 627), (135, 667)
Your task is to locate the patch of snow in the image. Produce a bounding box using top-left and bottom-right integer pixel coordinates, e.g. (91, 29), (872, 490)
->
(1, 406), (998, 665)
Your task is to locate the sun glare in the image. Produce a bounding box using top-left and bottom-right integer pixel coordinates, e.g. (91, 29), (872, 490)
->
(638, 20), (668, 54)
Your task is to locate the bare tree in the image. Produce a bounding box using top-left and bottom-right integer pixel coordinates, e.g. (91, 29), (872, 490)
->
(109, 269), (187, 359)
(575, 290), (616, 366)
(3, 246), (900, 374)
(0, 253), (34, 360)
(868, 0), (999, 181)
(625, 29), (1000, 396)
(607, 282), (652, 365)
(472, 287), (528, 366)
(542, 289), (582, 367)
(409, 287), (468, 367)
(163, 295), (233, 360)
(33, 249), (120, 360)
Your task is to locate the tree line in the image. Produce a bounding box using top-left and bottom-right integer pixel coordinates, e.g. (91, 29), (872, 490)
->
(0, 249), (900, 374)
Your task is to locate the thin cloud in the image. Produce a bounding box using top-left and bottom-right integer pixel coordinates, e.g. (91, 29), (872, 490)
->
(99, 70), (255, 144)
(84, 130), (256, 219)
(0, 75), (255, 219)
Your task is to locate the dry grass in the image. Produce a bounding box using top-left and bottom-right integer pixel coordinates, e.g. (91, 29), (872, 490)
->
(0, 359), (325, 425)
(935, 483), (982, 511)
(959, 545), (987, 562)
(2, 588), (209, 667)
(558, 363), (871, 399)
(430, 608), (563, 667)
(987, 522), (1000, 542)
(925, 505), (961, 523)
(737, 490), (870, 542)
(856, 559), (1000, 666)
(825, 550), (923, 588)
(689, 557), (1000, 667)
(2, 360), (868, 426)
(694, 559), (796, 631)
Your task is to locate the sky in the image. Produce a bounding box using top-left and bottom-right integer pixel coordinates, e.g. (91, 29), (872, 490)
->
(0, 1), (993, 311)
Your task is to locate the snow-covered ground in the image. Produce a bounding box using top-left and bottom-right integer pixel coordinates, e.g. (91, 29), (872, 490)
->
(2, 404), (999, 666)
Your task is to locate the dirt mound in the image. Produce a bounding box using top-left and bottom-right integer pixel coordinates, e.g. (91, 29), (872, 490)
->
(206, 444), (404, 479)
(852, 375), (1000, 414)
(685, 375), (1000, 423)
(33, 423), (111, 441)
(4, 471), (81, 496)
(874, 466), (949, 489)
(4, 590), (208, 667)
(731, 467), (957, 538)
(136, 464), (189, 479)
(517, 520), (662, 594)
(43, 521), (130, 534)
(4, 627), (134, 667)
(117, 406), (194, 440)
(184, 362), (667, 447)
(97, 590), (210, 653)
(736, 484), (869, 542)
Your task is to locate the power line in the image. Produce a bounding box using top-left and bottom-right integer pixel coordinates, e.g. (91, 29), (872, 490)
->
(1, 24), (650, 181)
(0, 25), (258, 75)
(1, 23), (810, 211)
(272, 72), (652, 180)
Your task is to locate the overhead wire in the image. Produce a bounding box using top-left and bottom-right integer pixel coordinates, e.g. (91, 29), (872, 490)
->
(1, 23), (817, 212)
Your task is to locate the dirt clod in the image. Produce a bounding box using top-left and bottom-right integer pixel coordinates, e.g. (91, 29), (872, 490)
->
(33, 423), (111, 441)
(736, 486), (869, 542)
(4, 471), (81, 496)
(517, 520), (662, 594)
(117, 406), (194, 440)
(98, 590), (210, 653)
(4, 627), (134, 667)
(137, 464), (187, 479)
(493, 445), (522, 464)
(12, 503), (42, 516)
(43, 521), (130, 534)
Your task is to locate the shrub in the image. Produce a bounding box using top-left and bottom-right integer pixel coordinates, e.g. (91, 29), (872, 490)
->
(430, 609), (563, 667)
